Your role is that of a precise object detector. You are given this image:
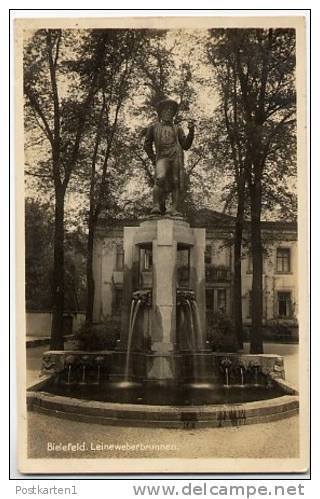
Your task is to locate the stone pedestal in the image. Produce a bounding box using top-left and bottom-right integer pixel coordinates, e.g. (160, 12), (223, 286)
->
(119, 215), (207, 380)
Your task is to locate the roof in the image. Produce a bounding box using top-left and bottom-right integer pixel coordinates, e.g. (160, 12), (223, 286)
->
(98, 208), (297, 232)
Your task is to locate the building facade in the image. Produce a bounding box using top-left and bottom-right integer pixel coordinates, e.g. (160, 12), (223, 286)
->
(93, 210), (298, 340)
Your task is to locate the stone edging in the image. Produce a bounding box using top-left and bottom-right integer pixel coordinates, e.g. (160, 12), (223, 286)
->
(27, 378), (298, 429)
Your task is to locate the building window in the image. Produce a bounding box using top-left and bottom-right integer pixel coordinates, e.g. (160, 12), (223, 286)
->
(144, 248), (153, 270)
(205, 289), (214, 311)
(115, 245), (124, 270)
(216, 288), (227, 314)
(113, 288), (123, 315)
(205, 245), (212, 265)
(277, 291), (292, 317)
(276, 248), (291, 273)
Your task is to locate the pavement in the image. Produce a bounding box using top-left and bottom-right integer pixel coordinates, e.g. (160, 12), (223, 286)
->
(26, 342), (300, 460)
(28, 411), (299, 459)
(26, 334), (75, 349)
(26, 336), (51, 348)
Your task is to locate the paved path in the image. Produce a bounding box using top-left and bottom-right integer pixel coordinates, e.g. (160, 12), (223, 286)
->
(28, 411), (299, 459)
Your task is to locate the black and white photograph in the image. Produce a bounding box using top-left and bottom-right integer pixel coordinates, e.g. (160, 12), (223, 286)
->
(15, 13), (308, 474)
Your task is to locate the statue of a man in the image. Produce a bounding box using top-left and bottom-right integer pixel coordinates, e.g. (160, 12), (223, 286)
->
(144, 98), (195, 216)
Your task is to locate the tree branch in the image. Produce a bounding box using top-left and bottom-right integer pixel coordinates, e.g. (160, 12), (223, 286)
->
(261, 111), (296, 166)
(25, 170), (53, 179)
(24, 86), (54, 146)
(53, 30), (62, 68)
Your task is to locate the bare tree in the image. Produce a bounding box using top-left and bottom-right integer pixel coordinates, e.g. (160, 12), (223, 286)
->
(208, 28), (296, 353)
(24, 29), (109, 348)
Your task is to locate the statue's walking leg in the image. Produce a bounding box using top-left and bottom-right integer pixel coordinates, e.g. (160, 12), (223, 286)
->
(159, 196), (166, 215)
(171, 188), (180, 215)
(151, 159), (168, 215)
(170, 158), (182, 216)
(152, 183), (161, 215)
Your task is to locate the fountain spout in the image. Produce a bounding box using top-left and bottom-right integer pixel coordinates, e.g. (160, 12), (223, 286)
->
(190, 299), (204, 350)
(177, 289), (205, 351)
(237, 362), (246, 387)
(94, 355), (104, 385)
(79, 355), (90, 385)
(64, 355), (76, 386)
(124, 299), (141, 381)
(124, 289), (152, 382)
(220, 358), (232, 387)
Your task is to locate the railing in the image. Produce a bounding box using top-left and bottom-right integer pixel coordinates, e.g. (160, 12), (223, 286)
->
(205, 265), (231, 282)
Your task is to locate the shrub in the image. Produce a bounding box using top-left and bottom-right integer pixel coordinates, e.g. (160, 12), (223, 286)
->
(207, 312), (239, 353)
(264, 318), (298, 342)
(76, 319), (121, 351)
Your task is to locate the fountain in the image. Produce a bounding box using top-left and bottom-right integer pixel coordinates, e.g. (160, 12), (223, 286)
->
(28, 213), (299, 427)
(27, 98), (298, 427)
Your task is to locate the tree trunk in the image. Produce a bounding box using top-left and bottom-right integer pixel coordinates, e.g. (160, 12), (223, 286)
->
(85, 102), (104, 326)
(250, 180), (264, 354)
(233, 177), (245, 349)
(50, 185), (65, 350)
(86, 212), (96, 325)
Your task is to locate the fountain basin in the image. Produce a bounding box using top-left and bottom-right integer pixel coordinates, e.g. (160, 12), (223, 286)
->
(27, 350), (298, 428)
(27, 382), (298, 428)
(29, 379), (287, 405)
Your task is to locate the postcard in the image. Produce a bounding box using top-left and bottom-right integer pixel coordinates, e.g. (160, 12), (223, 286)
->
(14, 13), (309, 475)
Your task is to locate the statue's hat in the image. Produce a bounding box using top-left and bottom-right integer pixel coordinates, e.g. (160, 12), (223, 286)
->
(155, 97), (179, 115)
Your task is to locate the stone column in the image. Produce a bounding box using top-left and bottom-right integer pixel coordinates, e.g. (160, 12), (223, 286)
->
(151, 219), (177, 353)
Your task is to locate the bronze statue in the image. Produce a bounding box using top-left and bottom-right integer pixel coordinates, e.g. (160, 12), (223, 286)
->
(144, 98), (195, 216)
